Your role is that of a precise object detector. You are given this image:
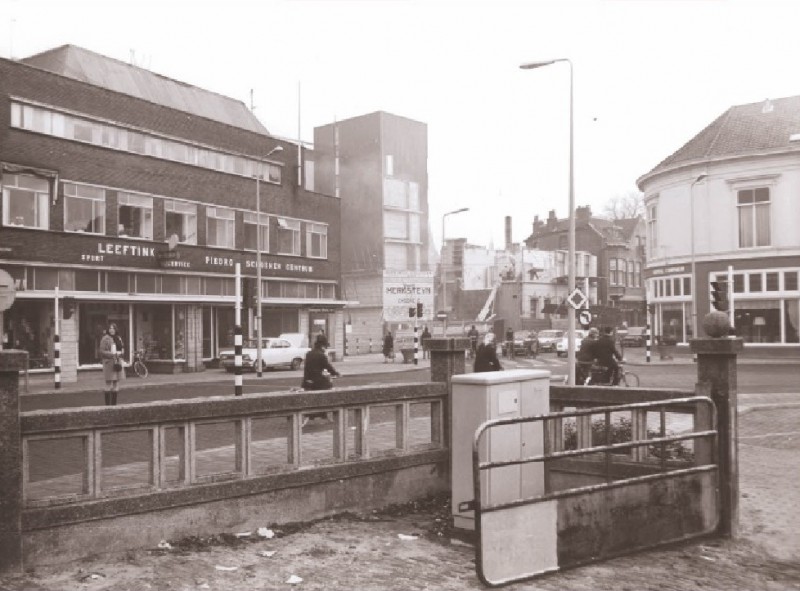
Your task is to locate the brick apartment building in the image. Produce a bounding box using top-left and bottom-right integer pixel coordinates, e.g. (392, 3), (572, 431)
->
(0, 45), (344, 378)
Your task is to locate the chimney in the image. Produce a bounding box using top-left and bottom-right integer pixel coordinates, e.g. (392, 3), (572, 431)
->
(576, 205), (592, 222)
(546, 209), (557, 230)
(505, 216), (512, 251)
(532, 215), (544, 236)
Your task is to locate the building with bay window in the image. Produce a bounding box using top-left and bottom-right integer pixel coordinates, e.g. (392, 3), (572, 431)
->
(0, 45), (344, 378)
(637, 96), (800, 352)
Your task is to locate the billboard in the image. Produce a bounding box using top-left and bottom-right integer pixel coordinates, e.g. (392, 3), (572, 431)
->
(383, 271), (435, 322)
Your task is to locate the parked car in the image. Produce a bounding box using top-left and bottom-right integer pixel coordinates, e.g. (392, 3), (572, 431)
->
(621, 326), (647, 347)
(556, 330), (588, 357)
(536, 329), (565, 352)
(501, 330), (539, 357)
(219, 333), (310, 372)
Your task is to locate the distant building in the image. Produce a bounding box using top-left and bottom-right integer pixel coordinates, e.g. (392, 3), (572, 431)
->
(0, 45), (345, 378)
(313, 112), (434, 347)
(524, 207), (647, 328)
(638, 96), (800, 350)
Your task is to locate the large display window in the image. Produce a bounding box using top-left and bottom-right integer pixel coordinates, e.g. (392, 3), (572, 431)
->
(3, 300), (54, 368)
(133, 304), (187, 360)
(78, 302), (129, 365)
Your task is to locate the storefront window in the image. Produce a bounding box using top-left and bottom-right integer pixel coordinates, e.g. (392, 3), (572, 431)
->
(78, 303), (129, 366)
(202, 307), (213, 358)
(661, 303), (685, 343)
(3, 300), (53, 368)
(785, 300), (799, 343)
(174, 305), (187, 360)
(218, 307), (235, 350)
(734, 300), (780, 343)
(135, 305), (172, 360)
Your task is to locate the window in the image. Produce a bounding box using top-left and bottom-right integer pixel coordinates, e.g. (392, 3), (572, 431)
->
(276, 218), (301, 255)
(635, 262), (642, 288)
(609, 259), (619, 285)
(164, 200), (197, 244)
(244, 212), (269, 252)
(386, 155), (394, 176)
(766, 272), (779, 291)
(749, 273), (763, 292)
(206, 206), (235, 248)
(737, 188), (770, 248)
(786, 272), (798, 291)
(64, 182), (105, 234)
(647, 202), (658, 253)
(2, 173), (50, 229)
(384, 211), (408, 239)
(683, 276), (691, 296)
(306, 223), (328, 258)
(733, 274), (745, 294)
(628, 261), (635, 288)
(118, 192), (153, 239)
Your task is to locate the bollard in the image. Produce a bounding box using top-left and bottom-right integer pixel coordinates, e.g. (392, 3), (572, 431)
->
(369, 338), (373, 354)
(0, 350), (26, 573)
(428, 337), (470, 385)
(234, 325), (243, 396)
(691, 336), (743, 537)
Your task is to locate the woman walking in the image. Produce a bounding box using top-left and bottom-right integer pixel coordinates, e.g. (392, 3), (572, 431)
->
(99, 322), (125, 405)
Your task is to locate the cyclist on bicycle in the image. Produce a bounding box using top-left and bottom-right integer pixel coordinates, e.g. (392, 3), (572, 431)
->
(576, 327), (599, 384)
(594, 326), (623, 385)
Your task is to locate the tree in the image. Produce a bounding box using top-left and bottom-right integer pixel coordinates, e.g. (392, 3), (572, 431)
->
(601, 191), (644, 220)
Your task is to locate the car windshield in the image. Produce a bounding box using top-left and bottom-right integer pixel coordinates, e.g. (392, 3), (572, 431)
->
(242, 339), (270, 348)
(539, 330), (563, 338)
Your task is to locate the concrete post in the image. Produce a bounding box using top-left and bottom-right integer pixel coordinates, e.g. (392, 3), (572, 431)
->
(428, 337), (470, 384)
(690, 337), (743, 537)
(0, 350), (26, 573)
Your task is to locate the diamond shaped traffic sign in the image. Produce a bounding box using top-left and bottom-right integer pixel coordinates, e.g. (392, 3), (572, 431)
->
(567, 288), (588, 310)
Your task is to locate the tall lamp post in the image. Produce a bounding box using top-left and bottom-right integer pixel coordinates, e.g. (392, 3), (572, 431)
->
(689, 173), (707, 341)
(255, 145), (284, 377)
(441, 207), (469, 330)
(520, 58), (576, 384)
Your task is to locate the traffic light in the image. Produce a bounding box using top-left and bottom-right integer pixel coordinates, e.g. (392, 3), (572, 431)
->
(242, 278), (257, 309)
(710, 279), (729, 312)
(408, 307), (415, 318)
(416, 302), (423, 318)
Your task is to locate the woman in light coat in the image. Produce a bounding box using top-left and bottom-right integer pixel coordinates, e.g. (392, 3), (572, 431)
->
(99, 322), (124, 405)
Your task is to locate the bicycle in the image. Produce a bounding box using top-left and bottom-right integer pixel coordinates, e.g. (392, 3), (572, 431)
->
(132, 349), (149, 378)
(580, 361), (639, 387)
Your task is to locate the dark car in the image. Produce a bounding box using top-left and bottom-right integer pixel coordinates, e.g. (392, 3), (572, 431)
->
(501, 330), (539, 357)
(621, 326), (647, 347)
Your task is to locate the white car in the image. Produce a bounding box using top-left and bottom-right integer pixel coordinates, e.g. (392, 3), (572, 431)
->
(537, 329), (565, 352)
(219, 333), (309, 372)
(556, 330), (588, 357)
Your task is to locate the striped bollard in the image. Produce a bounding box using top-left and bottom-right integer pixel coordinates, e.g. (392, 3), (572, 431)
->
(53, 334), (61, 389)
(356, 338), (360, 355)
(645, 323), (651, 363)
(413, 325), (419, 365)
(234, 325), (243, 396)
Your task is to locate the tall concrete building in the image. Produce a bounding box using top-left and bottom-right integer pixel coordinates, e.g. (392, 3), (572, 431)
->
(314, 112), (434, 349)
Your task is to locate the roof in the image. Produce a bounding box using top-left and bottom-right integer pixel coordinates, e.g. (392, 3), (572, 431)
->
(21, 44), (268, 135)
(640, 95), (800, 185)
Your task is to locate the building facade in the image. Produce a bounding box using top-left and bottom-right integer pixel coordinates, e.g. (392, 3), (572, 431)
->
(524, 207), (647, 328)
(0, 45), (344, 377)
(313, 112), (434, 347)
(637, 97), (800, 351)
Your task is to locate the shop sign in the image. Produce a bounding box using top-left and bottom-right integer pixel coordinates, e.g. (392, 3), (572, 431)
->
(383, 272), (434, 322)
(645, 264), (687, 278)
(0, 269), (16, 312)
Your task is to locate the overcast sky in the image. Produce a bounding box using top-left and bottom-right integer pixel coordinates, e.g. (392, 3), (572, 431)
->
(3, 0), (800, 249)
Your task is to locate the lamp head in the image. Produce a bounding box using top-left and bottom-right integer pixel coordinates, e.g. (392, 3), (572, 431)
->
(265, 145), (284, 158)
(520, 60), (558, 70)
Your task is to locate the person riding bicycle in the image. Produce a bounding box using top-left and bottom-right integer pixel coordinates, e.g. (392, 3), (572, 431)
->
(467, 325), (479, 359)
(576, 327), (599, 384)
(594, 326), (623, 385)
(301, 334), (340, 391)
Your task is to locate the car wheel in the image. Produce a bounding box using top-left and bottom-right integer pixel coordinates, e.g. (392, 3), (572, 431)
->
(290, 358), (302, 370)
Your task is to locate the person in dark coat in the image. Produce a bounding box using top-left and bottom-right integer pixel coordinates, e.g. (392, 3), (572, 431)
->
(99, 322), (125, 405)
(594, 326), (623, 385)
(382, 332), (395, 363)
(576, 327), (599, 384)
(474, 332), (503, 373)
(421, 326), (431, 360)
(302, 334), (340, 391)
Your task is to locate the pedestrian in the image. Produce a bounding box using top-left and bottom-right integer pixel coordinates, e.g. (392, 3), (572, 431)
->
(383, 331), (395, 363)
(421, 325), (431, 360)
(99, 322), (125, 406)
(467, 324), (479, 359)
(505, 326), (515, 358)
(595, 326), (623, 385)
(474, 332), (503, 373)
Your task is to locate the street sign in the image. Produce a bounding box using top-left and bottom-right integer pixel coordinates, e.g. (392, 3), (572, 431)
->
(578, 309), (593, 327)
(436, 311), (448, 320)
(0, 269), (16, 312)
(567, 288), (588, 310)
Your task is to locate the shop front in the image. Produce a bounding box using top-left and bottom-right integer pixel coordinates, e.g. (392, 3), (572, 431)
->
(2, 299), (54, 369)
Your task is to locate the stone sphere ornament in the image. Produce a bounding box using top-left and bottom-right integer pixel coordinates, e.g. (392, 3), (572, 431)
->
(703, 311), (732, 338)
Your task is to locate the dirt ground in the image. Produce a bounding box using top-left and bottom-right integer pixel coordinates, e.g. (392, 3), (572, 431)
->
(2, 495), (799, 591)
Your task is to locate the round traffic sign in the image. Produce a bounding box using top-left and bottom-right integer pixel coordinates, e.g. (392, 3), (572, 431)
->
(578, 309), (593, 327)
(0, 269), (16, 312)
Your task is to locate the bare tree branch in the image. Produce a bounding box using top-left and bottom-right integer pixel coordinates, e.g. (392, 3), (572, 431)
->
(601, 191), (644, 220)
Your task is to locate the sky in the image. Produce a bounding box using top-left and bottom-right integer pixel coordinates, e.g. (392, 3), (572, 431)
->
(3, 0), (800, 249)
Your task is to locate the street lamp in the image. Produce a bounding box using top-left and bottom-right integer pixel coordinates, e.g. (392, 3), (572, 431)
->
(520, 58), (576, 384)
(441, 207), (469, 326)
(690, 173), (707, 341)
(255, 144), (284, 377)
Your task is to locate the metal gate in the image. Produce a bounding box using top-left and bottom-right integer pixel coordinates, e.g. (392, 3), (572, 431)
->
(468, 397), (719, 587)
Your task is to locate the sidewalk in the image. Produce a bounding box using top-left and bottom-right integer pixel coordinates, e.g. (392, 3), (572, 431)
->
(3, 407), (799, 590)
(19, 353), (427, 397)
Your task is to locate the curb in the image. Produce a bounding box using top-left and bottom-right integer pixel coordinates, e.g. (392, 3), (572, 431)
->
(739, 402), (800, 415)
